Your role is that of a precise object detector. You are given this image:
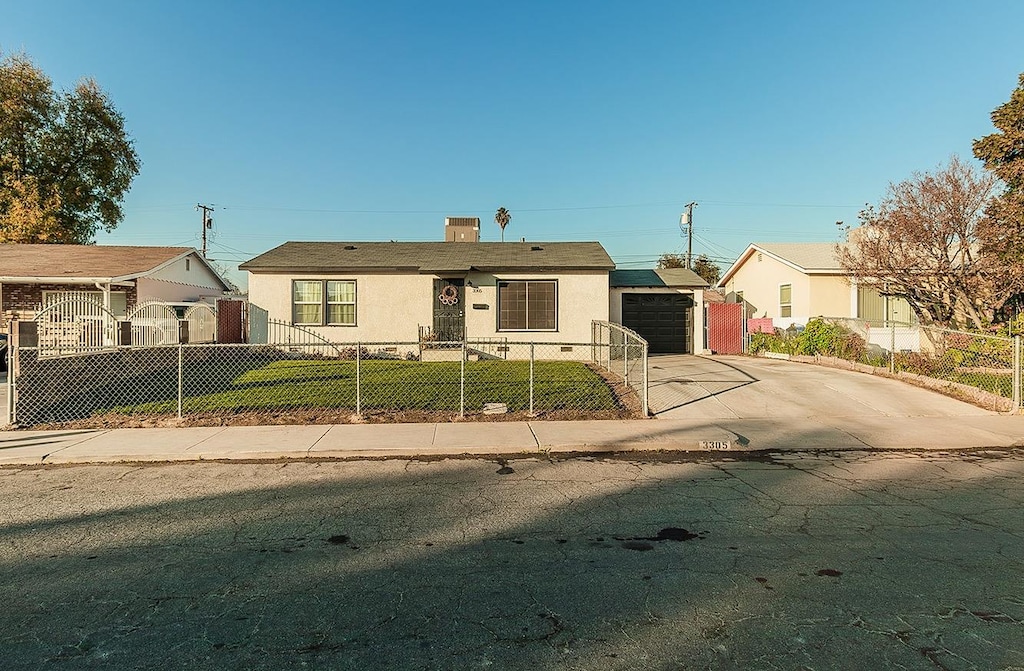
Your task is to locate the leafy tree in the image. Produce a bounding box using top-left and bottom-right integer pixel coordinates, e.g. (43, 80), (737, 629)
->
(656, 252), (720, 284)
(692, 254), (721, 285)
(494, 207), (511, 242)
(836, 156), (1002, 330)
(0, 52), (140, 244)
(973, 73), (1024, 294)
(656, 252), (686, 269)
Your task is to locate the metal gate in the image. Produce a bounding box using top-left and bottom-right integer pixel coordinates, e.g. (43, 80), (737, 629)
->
(34, 293), (118, 356)
(706, 302), (744, 354)
(127, 300), (180, 347)
(432, 278), (465, 342)
(184, 303), (217, 343)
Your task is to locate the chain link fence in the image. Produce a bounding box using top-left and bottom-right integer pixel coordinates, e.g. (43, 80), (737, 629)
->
(8, 333), (648, 427)
(747, 317), (1023, 411)
(592, 320), (648, 412)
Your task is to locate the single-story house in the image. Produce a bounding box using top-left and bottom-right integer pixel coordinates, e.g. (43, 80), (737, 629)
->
(240, 239), (615, 344)
(0, 244), (233, 327)
(717, 242), (915, 328)
(609, 268), (708, 354)
(240, 219), (708, 352)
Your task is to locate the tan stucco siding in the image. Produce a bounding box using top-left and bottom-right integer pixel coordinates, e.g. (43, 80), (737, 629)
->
(246, 270), (608, 344)
(723, 254), (809, 321)
(247, 272), (432, 342)
(464, 271), (608, 343)
(807, 275), (854, 319)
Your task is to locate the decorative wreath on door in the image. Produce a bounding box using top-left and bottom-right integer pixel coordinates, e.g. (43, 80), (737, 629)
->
(438, 284), (459, 305)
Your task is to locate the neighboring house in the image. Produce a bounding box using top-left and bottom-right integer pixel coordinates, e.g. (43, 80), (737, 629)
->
(609, 268), (708, 354)
(718, 242), (915, 328)
(0, 244), (233, 326)
(240, 239), (615, 344)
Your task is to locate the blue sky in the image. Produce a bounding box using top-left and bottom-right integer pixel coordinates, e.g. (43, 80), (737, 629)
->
(3, 1), (1023, 288)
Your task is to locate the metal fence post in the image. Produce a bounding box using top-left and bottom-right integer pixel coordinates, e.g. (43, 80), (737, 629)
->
(6, 322), (15, 425)
(889, 322), (896, 373)
(1014, 335), (1021, 411)
(642, 339), (649, 416)
(529, 343), (535, 415)
(177, 343), (183, 419)
(356, 341), (361, 416)
(624, 339), (629, 387)
(460, 340), (466, 417)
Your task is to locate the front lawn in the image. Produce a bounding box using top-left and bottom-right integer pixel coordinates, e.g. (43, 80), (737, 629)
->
(118, 358), (621, 415)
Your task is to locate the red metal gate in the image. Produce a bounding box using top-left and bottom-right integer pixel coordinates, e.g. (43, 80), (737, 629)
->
(706, 303), (744, 354)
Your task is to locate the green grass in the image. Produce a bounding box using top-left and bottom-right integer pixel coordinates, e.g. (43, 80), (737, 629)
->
(115, 359), (620, 414)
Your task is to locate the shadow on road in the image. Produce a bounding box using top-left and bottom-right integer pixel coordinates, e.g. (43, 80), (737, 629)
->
(1, 445), (1022, 669)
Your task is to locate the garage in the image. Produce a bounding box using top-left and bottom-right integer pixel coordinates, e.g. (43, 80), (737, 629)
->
(620, 293), (694, 354)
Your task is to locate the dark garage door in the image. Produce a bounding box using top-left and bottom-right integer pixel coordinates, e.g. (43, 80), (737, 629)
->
(621, 293), (693, 354)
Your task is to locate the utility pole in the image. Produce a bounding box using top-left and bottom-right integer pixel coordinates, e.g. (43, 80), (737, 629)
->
(680, 202), (697, 269)
(196, 204), (214, 257)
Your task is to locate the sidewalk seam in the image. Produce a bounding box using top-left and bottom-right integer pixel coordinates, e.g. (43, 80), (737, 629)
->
(526, 422), (540, 449)
(41, 430), (112, 462)
(183, 427), (229, 451)
(305, 426), (333, 456)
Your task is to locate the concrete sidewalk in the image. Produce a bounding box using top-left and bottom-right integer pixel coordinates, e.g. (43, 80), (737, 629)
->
(3, 414), (1024, 465)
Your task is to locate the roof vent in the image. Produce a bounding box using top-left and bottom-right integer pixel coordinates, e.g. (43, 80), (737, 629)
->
(530, 245), (543, 251)
(344, 245), (357, 250)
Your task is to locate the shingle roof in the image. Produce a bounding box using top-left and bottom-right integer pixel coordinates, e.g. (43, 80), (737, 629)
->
(718, 242), (849, 287)
(239, 241), (616, 273)
(0, 244), (199, 281)
(752, 242), (847, 271)
(609, 268), (709, 288)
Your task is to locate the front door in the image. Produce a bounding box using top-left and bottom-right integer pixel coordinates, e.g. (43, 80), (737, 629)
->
(432, 278), (465, 343)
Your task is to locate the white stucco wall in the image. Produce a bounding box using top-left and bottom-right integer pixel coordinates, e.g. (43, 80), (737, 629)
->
(137, 253), (228, 302)
(246, 270), (609, 344)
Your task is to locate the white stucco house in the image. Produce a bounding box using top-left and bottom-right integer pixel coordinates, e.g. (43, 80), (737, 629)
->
(239, 219), (709, 352)
(240, 239), (615, 345)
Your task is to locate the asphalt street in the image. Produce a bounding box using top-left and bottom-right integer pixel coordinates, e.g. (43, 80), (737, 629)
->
(2, 450), (1023, 670)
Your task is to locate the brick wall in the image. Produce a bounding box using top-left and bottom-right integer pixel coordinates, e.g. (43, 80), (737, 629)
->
(2, 282), (138, 329)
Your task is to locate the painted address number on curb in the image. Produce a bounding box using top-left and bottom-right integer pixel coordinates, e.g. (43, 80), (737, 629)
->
(699, 440), (732, 450)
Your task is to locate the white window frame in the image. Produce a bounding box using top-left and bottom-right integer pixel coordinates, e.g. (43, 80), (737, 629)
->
(779, 283), (792, 318)
(325, 280), (356, 326)
(291, 280), (357, 326)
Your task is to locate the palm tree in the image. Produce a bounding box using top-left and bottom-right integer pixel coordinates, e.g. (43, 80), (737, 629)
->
(495, 207), (511, 242)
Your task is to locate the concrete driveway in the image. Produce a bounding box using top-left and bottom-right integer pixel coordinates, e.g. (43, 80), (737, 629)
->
(648, 354), (994, 419)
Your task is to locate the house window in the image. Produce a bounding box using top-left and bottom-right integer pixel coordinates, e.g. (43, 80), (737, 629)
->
(293, 280), (356, 326)
(857, 286), (917, 327)
(779, 284), (792, 318)
(497, 280), (556, 331)
(327, 281), (356, 325)
(185, 258), (191, 271)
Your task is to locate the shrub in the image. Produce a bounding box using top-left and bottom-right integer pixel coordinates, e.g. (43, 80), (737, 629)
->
(795, 319), (868, 361)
